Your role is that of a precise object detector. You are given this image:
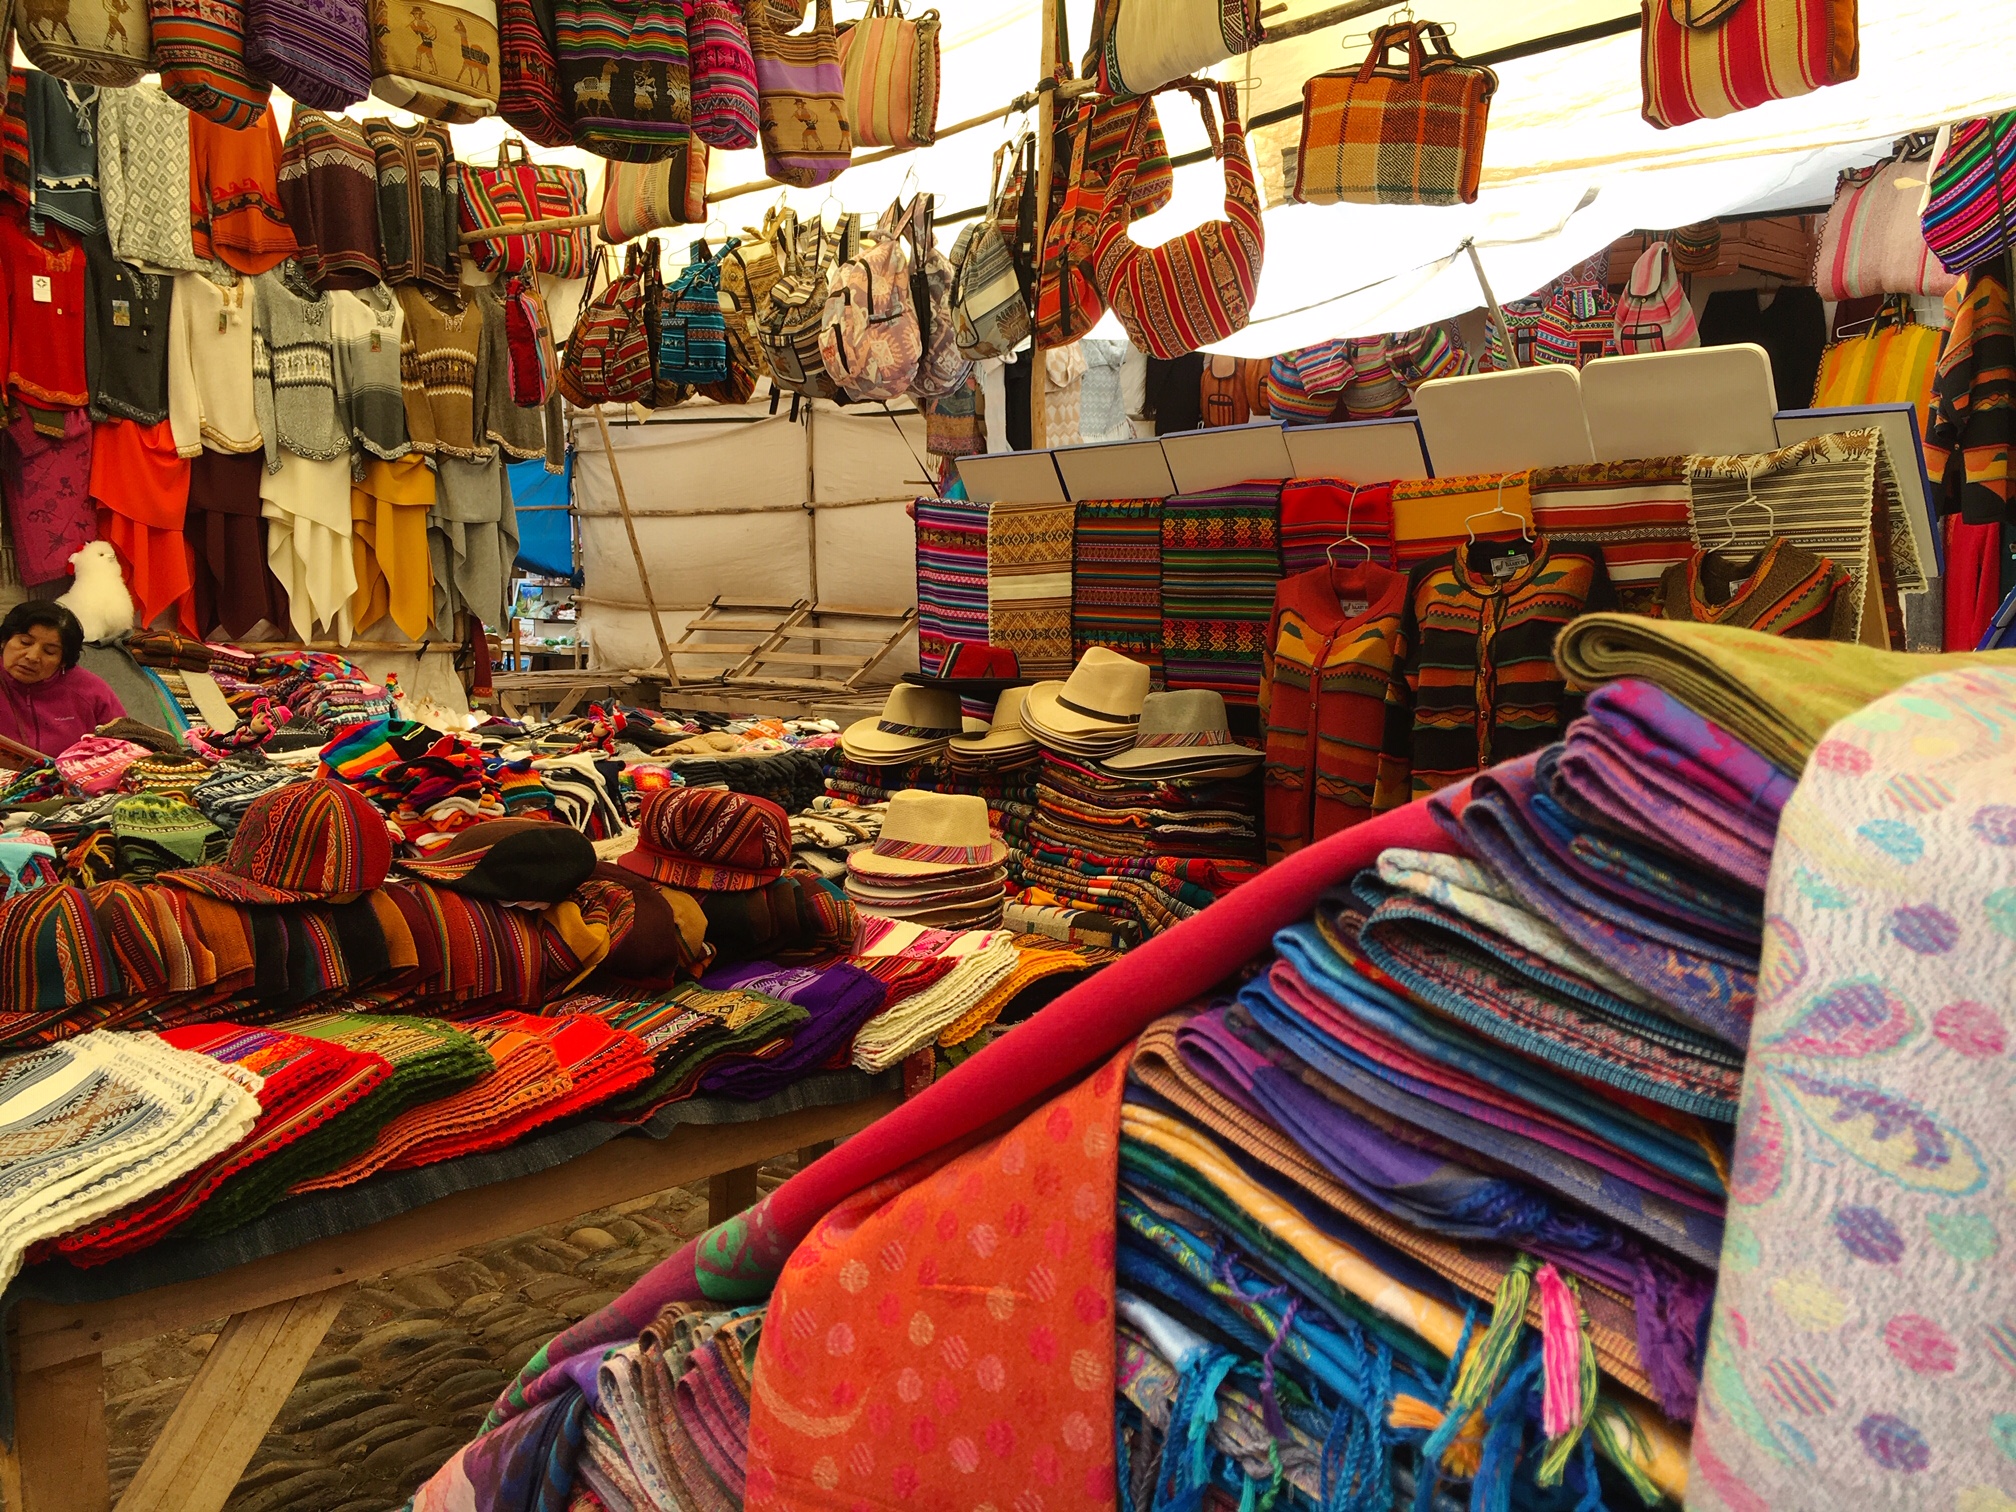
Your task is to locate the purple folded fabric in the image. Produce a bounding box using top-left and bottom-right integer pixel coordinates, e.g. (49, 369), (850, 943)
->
(697, 961), (887, 1098)
(674, 1341), (749, 1499)
(1454, 754), (1757, 1048)
(1553, 677), (1794, 891)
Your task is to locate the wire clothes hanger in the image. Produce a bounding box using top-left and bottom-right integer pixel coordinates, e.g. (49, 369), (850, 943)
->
(1463, 472), (1533, 545)
(1708, 474), (1777, 554)
(1325, 484), (1370, 571)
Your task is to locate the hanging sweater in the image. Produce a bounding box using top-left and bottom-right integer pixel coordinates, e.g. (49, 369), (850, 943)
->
(168, 271), (261, 457)
(397, 284), (484, 461)
(277, 109), (383, 292)
(0, 205), (88, 411)
(84, 234), (173, 425)
(365, 119), (461, 296)
(95, 84), (204, 275)
(1401, 539), (1613, 796)
(471, 283), (556, 470)
(330, 286), (409, 463)
(24, 72), (101, 237)
(1651, 539), (1858, 641)
(251, 263), (346, 470)
(1926, 266), (2015, 528)
(189, 112), (301, 277)
(1260, 562), (1411, 861)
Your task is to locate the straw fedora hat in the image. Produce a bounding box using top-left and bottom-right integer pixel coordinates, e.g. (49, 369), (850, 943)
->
(1101, 690), (1262, 775)
(840, 683), (964, 764)
(1022, 647), (1150, 740)
(947, 686), (1038, 759)
(844, 790), (1007, 879)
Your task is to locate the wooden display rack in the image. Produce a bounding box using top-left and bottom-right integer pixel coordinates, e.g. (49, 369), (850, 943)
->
(639, 600), (917, 721)
(1, 1093), (897, 1512)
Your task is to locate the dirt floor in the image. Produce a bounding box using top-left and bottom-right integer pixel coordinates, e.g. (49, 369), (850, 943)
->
(101, 1160), (794, 1512)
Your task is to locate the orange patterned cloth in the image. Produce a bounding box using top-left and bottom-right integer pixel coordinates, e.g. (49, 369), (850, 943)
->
(745, 1047), (1130, 1510)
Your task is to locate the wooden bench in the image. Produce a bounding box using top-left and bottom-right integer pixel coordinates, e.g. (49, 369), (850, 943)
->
(1, 1093), (897, 1512)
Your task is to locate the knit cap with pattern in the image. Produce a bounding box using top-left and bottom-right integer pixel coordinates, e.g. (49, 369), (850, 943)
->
(111, 792), (222, 878)
(331, 285), (409, 461)
(192, 761), (308, 836)
(119, 753), (215, 800)
(253, 262), (347, 471)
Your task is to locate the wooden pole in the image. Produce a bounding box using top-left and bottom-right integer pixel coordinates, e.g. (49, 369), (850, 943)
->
(1027, 0), (1059, 452)
(1463, 238), (1520, 369)
(592, 408), (680, 684)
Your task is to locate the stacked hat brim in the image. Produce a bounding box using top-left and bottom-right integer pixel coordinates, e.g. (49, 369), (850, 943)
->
(1020, 646), (1153, 760)
(946, 686), (1039, 774)
(840, 683), (965, 767)
(1099, 689), (1261, 777)
(844, 790), (1008, 928)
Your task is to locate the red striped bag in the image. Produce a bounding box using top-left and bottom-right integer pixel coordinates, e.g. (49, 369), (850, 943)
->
(688, 0), (757, 149)
(1813, 135), (1959, 299)
(1093, 79), (1263, 362)
(1612, 242), (1699, 353)
(498, 0), (572, 147)
(458, 141), (592, 276)
(148, 0), (271, 127)
(1640, 0), (1859, 130)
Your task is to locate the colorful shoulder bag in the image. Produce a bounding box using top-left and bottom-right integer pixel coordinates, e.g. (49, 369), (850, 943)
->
(459, 140), (592, 276)
(749, 0), (851, 188)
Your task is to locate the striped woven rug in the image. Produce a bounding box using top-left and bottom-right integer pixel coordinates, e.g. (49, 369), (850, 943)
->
(1530, 457), (1692, 615)
(1279, 478), (1395, 575)
(1071, 498), (1163, 684)
(987, 500), (1075, 677)
(1161, 482), (1283, 709)
(914, 494), (991, 675)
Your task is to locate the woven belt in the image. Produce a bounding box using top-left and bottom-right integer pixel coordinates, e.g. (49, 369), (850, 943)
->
(1135, 730), (1233, 749)
(871, 837), (995, 864)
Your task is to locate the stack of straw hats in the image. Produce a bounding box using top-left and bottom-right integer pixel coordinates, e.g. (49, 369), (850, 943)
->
(844, 790), (1008, 928)
(1099, 691), (1262, 780)
(839, 685), (963, 767)
(1019, 647), (1152, 760)
(945, 687), (1038, 777)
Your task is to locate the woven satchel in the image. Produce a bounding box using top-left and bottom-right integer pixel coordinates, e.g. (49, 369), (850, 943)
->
(368, 0), (499, 123)
(556, 0), (690, 161)
(1814, 135), (1957, 301)
(1641, 0), (1859, 130)
(749, 0), (851, 189)
(1084, 0), (1261, 99)
(688, 0), (757, 148)
(949, 140), (1031, 359)
(498, 0), (572, 147)
(1295, 20), (1495, 206)
(149, 0), (270, 126)
(18, 0), (154, 86)
(247, 0), (370, 109)
(836, 0), (939, 151)
(459, 140), (592, 276)
(1094, 79), (1264, 361)
(599, 141), (710, 242)
(1920, 113), (2016, 278)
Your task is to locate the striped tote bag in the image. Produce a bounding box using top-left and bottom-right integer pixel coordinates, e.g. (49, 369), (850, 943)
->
(1094, 80), (1263, 362)
(557, 0), (690, 161)
(749, 0), (851, 188)
(148, 0), (271, 127)
(1921, 113), (2016, 277)
(1641, 0), (1859, 130)
(498, 0), (573, 147)
(1814, 136), (1958, 300)
(688, 0), (757, 149)
(836, 0), (939, 151)
(1612, 242), (1700, 354)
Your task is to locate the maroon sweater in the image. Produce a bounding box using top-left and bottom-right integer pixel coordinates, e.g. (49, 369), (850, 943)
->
(0, 666), (125, 755)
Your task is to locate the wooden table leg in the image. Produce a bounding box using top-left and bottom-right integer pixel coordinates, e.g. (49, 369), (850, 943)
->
(708, 1163), (761, 1225)
(1, 1351), (110, 1512)
(796, 1140), (836, 1168)
(112, 1288), (349, 1512)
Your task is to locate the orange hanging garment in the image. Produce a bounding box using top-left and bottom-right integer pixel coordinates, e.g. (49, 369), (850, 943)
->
(188, 113), (302, 276)
(90, 417), (196, 632)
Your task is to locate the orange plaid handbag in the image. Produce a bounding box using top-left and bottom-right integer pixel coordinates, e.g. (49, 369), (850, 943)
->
(1294, 20), (1496, 207)
(1641, 0), (1858, 130)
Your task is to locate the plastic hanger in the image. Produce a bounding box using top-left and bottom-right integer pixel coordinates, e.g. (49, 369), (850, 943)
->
(1463, 473), (1534, 544)
(1325, 485), (1371, 571)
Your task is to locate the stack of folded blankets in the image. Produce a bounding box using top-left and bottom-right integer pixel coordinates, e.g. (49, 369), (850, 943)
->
(844, 791), (1009, 928)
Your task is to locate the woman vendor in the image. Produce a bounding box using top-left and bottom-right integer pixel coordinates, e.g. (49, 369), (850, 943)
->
(0, 601), (126, 756)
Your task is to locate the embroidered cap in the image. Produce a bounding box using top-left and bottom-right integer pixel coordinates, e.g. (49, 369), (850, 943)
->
(162, 778), (393, 904)
(839, 684), (965, 765)
(846, 790), (1008, 880)
(1101, 690), (1261, 775)
(617, 787), (791, 892)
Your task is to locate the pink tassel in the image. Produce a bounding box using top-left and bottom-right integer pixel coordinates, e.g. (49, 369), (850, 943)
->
(1536, 1263), (1581, 1438)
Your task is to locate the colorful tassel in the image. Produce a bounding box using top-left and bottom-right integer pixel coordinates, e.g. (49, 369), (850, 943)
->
(1591, 1397), (1666, 1506)
(1534, 1265), (1600, 1487)
(1420, 1255), (1535, 1467)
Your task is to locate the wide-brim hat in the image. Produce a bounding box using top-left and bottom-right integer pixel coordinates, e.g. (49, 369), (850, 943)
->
(617, 786), (791, 892)
(840, 683), (964, 764)
(1102, 690), (1262, 774)
(843, 869), (1008, 906)
(163, 777), (392, 904)
(400, 818), (598, 903)
(844, 789), (1006, 879)
(947, 686), (1039, 758)
(1020, 647), (1151, 741)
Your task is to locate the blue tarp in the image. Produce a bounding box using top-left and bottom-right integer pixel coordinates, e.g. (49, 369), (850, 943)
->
(510, 455), (579, 583)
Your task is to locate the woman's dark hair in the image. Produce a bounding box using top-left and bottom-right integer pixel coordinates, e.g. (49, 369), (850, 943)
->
(0, 601), (85, 671)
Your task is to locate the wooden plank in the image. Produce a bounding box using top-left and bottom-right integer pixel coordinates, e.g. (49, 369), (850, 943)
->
(739, 652), (897, 667)
(708, 1164), (760, 1225)
(15, 1095), (898, 1373)
(0, 1353), (108, 1512)
(113, 1289), (350, 1512)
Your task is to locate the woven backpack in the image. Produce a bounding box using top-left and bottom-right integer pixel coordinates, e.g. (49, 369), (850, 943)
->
(818, 198), (923, 403)
(907, 196), (971, 400)
(658, 238), (734, 385)
(559, 242), (658, 406)
(1613, 242), (1700, 354)
(949, 140), (1031, 359)
(758, 208), (858, 402)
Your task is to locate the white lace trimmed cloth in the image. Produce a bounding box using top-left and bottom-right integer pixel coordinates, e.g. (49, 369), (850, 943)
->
(848, 921), (1021, 1072)
(0, 1030), (262, 1291)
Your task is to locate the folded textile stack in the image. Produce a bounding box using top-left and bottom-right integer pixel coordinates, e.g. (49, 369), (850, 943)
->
(787, 796), (885, 878)
(0, 1029), (263, 1290)
(580, 981), (811, 1114)
(1072, 497), (1165, 684)
(1020, 646), (1153, 760)
(695, 960), (887, 1098)
(838, 684), (963, 768)
(847, 920), (1021, 1071)
(844, 791), (1008, 928)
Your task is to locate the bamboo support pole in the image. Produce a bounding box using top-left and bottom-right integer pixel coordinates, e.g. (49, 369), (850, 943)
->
(591, 409), (679, 685)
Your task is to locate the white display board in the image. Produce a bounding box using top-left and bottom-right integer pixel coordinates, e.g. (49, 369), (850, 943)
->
(1282, 419), (1432, 483)
(1160, 422), (1295, 494)
(1412, 367), (1596, 475)
(955, 451), (1070, 504)
(1053, 438), (1178, 501)
(1582, 346), (1781, 462)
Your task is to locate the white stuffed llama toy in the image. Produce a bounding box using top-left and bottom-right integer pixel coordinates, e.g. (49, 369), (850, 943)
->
(57, 542), (136, 644)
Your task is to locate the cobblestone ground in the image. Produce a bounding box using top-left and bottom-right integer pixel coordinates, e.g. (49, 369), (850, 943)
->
(102, 1160), (794, 1512)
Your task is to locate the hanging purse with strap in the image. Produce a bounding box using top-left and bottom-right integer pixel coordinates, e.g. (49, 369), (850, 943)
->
(503, 272), (558, 405)
(247, 0), (369, 109)
(749, 0), (852, 189)
(836, 0), (940, 151)
(459, 140), (593, 276)
(1082, 0), (1260, 99)
(1814, 134), (1958, 300)
(556, 0), (689, 161)
(1641, 0), (1859, 130)
(688, 0), (758, 149)
(1612, 241), (1700, 354)
(1094, 78), (1264, 361)
(1295, 20), (1495, 206)
(498, 0), (572, 147)
(1033, 114), (1120, 348)
(599, 141), (710, 243)
(949, 141), (1031, 359)
(1921, 112), (2016, 277)
(369, 0), (500, 124)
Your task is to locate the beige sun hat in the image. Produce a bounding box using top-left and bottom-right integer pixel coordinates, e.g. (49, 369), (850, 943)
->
(840, 684), (964, 764)
(947, 686), (1038, 759)
(844, 790), (1007, 879)
(1101, 690), (1262, 775)
(1021, 647), (1151, 742)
